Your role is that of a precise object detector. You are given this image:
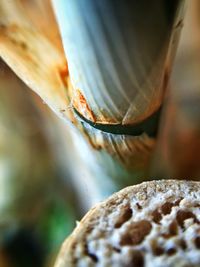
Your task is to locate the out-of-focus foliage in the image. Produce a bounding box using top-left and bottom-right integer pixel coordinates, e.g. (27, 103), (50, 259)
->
(0, 61), (78, 266)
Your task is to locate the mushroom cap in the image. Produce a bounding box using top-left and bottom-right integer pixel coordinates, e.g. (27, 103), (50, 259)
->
(55, 180), (200, 267)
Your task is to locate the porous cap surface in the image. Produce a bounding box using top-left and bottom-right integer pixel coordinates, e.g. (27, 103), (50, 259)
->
(55, 180), (200, 267)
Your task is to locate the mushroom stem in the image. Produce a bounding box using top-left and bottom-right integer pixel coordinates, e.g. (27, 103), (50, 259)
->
(53, 0), (186, 126)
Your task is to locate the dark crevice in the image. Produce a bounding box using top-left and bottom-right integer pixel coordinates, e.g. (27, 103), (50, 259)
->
(136, 203), (142, 210)
(85, 244), (98, 263)
(178, 239), (187, 250)
(152, 209), (162, 224)
(74, 106), (162, 137)
(128, 250), (144, 267)
(195, 237), (200, 249)
(166, 247), (177, 256)
(114, 205), (132, 228)
(120, 220), (152, 246)
(113, 247), (121, 253)
(161, 202), (174, 215)
(151, 241), (164, 256)
(176, 210), (199, 228)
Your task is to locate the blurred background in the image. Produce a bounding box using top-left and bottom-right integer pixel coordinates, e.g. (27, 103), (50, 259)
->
(0, 0), (200, 266)
(0, 60), (80, 267)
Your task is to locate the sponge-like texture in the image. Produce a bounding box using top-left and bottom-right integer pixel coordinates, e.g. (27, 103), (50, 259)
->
(55, 180), (200, 267)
